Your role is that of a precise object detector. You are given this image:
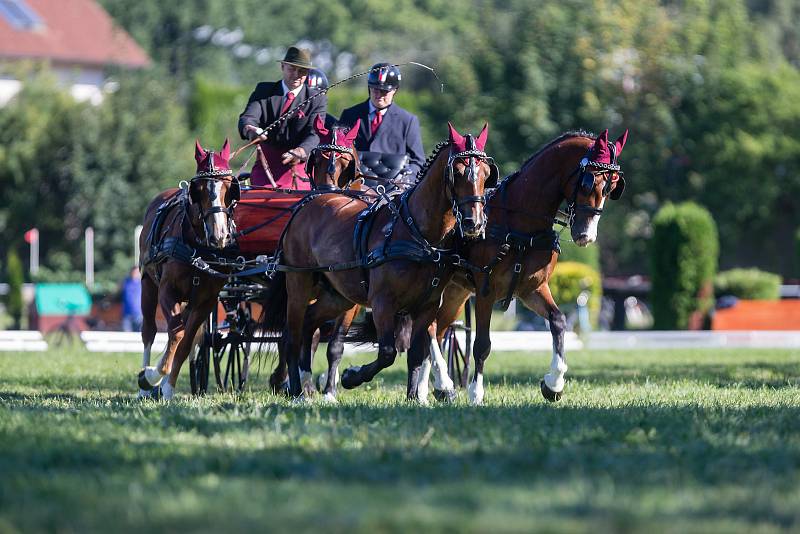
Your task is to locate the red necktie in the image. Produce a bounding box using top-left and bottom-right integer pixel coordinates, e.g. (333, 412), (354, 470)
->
(371, 110), (383, 135)
(281, 91), (295, 115)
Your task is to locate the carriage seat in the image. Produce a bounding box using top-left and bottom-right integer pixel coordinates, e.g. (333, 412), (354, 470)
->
(358, 152), (411, 188)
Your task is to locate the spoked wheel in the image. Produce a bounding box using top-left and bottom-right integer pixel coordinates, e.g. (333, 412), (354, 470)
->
(443, 299), (472, 388)
(212, 303), (253, 393)
(190, 315), (215, 396)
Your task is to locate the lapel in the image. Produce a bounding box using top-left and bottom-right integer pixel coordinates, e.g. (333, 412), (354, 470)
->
(269, 82), (283, 120)
(361, 101), (373, 141)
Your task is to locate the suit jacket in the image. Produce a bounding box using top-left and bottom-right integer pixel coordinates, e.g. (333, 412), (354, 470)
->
(339, 100), (425, 176)
(238, 81), (327, 155)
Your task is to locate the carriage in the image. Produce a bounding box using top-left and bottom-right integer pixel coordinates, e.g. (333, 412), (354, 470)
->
(139, 121), (626, 403)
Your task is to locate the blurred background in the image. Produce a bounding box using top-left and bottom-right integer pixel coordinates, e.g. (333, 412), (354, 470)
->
(1, 0), (798, 332)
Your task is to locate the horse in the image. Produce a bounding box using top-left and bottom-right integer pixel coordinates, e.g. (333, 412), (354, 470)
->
(426, 129), (628, 405)
(258, 123), (498, 402)
(137, 140), (240, 400)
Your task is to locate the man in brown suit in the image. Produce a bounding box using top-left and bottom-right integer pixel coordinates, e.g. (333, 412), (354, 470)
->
(238, 46), (327, 189)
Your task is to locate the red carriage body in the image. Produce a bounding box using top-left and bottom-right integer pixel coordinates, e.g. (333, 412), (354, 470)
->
(233, 189), (307, 255)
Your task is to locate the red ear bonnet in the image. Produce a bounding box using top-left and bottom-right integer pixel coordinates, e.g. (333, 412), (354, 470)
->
(341, 118), (360, 147)
(614, 129), (628, 156)
(448, 122), (467, 152)
(475, 123), (489, 151)
(314, 115), (332, 144)
(194, 140), (207, 168)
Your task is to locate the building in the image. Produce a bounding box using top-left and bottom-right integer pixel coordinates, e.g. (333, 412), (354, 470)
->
(0, 0), (150, 105)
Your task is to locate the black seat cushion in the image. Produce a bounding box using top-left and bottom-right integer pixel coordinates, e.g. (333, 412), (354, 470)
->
(358, 151), (410, 182)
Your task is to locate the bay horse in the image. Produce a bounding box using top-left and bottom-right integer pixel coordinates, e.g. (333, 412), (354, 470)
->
(137, 140), (239, 399)
(259, 123), (498, 402)
(428, 129), (628, 404)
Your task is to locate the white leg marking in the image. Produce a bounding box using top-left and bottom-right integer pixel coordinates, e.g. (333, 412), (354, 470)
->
(160, 380), (174, 401)
(417, 356), (431, 401)
(141, 343), (152, 368)
(143, 366), (165, 387)
(429, 337), (454, 392)
(543, 348), (568, 393)
(468, 373), (484, 405)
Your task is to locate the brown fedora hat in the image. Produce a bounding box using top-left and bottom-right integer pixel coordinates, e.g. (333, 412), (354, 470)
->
(279, 46), (312, 69)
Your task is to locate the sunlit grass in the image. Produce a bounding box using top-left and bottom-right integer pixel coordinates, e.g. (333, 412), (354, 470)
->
(1, 346), (799, 532)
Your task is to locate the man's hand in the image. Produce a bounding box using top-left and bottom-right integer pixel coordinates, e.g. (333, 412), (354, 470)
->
(244, 124), (268, 142)
(281, 147), (306, 166)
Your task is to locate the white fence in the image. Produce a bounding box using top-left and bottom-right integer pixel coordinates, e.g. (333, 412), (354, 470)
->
(1, 330), (797, 353)
(0, 330), (48, 351)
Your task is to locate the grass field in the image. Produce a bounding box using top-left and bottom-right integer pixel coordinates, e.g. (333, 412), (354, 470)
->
(1, 345), (799, 533)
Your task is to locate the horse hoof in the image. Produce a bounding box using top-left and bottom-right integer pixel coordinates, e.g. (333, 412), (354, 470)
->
(540, 380), (563, 402)
(321, 392), (338, 404)
(340, 367), (360, 390)
(316, 372), (327, 393)
(137, 370), (153, 391)
(433, 388), (457, 403)
(276, 379), (290, 397)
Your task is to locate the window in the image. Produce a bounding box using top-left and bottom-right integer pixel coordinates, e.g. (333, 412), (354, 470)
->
(0, 0), (43, 30)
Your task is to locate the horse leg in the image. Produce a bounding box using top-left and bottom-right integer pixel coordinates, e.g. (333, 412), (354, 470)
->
(140, 285), (184, 391)
(284, 272), (315, 399)
(138, 274), (159, 397)
(406, 306), (440, 403)
(341, 302), (396, 390)
(321, 305), (359, 403)
(468, 291), (494, 405)
(519, 285), (567, 402)
(299, 291), (351, 398)
(162, 299), (215, 400)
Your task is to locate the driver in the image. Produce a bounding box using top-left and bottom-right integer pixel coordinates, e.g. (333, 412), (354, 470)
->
(238, 46), (327, 189)
(339, 63), (425, 178)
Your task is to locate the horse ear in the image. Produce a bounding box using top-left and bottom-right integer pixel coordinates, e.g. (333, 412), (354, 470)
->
(194, 140), (206, 164)
(220, 138), (230, 161)
(614, 129), (629, 155)
(475, 122), (489, 151)
(448, 122), (466, 151)
(314, 114), (329, 137)
(344, 119), (360, 145)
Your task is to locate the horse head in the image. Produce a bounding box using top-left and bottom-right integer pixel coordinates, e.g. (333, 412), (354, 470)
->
(306, 116), (360, 190)
(566, 129), (628, 246)
(446, 122), (496, 239)
(191, 139), (239, 249)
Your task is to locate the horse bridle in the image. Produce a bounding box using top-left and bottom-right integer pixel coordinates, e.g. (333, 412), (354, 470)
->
(445, 134), (495, 237)
(189, 167), (240, 246)
(565, 143), (622, 224)
(307, 143), (356, 189)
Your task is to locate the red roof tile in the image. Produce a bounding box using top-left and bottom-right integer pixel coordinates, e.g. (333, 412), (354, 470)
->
(0, 0), (150, 68)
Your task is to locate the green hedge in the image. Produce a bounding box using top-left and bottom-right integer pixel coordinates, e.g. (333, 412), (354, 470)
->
(715, 268), (781, 300)
(550, 261), (602, 327)
(650, 202), (718, 330)
(5, 249), (24, 329)
(558, 239), (600, 272)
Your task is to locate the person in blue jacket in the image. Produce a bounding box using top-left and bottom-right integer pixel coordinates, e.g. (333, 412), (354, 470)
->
(338, 63), (425, 177)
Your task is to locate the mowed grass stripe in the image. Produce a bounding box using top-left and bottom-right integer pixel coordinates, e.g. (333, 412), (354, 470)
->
(0, 347), (798, 532)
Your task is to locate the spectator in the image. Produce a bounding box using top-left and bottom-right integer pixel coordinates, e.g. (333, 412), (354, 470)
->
(121, 266), (143, 332)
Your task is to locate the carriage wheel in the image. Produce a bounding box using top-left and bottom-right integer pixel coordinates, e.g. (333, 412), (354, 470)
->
(444, 299), (472, 388)
(212, 304), (252, 393)
(190, 317), (214, 396)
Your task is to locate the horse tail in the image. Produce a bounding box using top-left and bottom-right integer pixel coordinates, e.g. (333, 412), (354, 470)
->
(254, 271), (289, 393)
(257, 271), (288, 333)
(343, 312), (413, 352)
(394, 314), (413, 352)
(342, 310), (378, 345)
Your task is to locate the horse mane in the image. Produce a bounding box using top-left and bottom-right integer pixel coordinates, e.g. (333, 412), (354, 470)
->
(414, 140), (450, 182)
(518, 130), (596, 171)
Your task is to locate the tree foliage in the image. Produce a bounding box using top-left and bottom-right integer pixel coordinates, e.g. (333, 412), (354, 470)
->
(4, 0), (798, 282)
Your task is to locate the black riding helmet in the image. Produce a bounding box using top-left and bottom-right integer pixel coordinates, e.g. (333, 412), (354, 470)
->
(306, 68), (329, 90)
(367, 63), (401, 92)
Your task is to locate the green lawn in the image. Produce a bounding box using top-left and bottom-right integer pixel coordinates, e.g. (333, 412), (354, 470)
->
(1, 346), (799, 533)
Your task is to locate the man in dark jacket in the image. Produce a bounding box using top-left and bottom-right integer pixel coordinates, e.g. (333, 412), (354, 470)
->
(238, 46), (327, 189)
(339, 63), (425, 178)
